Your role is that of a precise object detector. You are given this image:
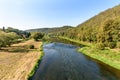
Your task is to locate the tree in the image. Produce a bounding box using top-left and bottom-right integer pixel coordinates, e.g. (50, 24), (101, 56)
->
(6, 27), (31, 39)
(0, 31), (19, 48)
(3, 26), (5, 32)
(32, 32), (44, 41)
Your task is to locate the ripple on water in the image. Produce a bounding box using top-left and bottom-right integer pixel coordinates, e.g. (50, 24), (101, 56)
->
(32, 43), (120, 80)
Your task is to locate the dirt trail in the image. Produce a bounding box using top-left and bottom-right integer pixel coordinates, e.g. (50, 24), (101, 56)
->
(0, 39), (41, 80)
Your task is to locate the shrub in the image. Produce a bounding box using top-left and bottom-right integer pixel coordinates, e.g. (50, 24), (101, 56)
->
(108, 42), (116, 49)
(29, 45), (34, 49)
(42, 36), (50, 42)
(32, 32), (44, 41)
(42, 37), (47, 41)
(116, 42), (120, 48)
(96, 43), (105, 50)
(104, 41), (109, 47)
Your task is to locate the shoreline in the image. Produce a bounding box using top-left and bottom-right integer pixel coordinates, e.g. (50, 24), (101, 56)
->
(27, 42), (44, 80)
(59, 37), (120, 70)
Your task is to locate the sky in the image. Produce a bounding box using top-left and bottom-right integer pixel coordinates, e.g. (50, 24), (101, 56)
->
(0, 0), (120, 30)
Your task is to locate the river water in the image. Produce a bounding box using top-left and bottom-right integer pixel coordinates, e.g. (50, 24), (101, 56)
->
(32, 43), (120, 80)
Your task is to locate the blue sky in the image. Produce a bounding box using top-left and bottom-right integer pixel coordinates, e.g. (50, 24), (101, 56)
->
(0, 0), (120, 30)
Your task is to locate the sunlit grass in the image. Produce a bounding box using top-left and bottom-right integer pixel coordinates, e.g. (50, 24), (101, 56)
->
(79, 46), (120, 70)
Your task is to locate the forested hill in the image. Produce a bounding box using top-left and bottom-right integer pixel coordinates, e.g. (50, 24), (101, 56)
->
(58, 5), (120, 49)
(77, 5), (120, 28)
(26, 26), (73, 33)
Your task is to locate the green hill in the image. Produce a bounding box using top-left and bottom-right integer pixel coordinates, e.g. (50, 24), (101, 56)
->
(59, 5), (120, 48)
(26, 26), (73, 34)
(77, 5), (120, 28)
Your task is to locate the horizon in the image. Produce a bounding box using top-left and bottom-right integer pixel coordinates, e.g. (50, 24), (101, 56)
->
(0, 0), (120, 30)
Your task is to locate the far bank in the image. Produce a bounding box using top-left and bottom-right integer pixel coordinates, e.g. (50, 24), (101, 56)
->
(54, 37), (120, 70)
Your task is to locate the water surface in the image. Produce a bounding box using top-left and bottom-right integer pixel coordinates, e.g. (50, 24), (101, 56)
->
(32, 43), (120, 80)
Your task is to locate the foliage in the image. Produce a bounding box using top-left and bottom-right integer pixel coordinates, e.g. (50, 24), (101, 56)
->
(0, 31), (19, 48)
(26, 26), (73, 34)
(29, 45), (34, 49)
(116, 42), (120, 48)
(108, 42), (117, 49)
(96, 43), (105, 50)
(57, 5), (120, 49)
(32, 32), (44, 41)
(6, 27), (31, 38)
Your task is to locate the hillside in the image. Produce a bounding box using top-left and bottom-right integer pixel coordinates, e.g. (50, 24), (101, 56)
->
(59, 5), (120, 49)
(77, 5), (120, 28)
(56, 5), (120, 70)
(26, 26), (73, 33)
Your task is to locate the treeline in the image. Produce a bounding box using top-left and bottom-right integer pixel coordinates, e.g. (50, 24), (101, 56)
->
(26, 25), (73, 34)
(57, 5), (120, 49)
(4, 27), (31, 38)
(0, 30), (19, 48)
(0, 27), (31, 49)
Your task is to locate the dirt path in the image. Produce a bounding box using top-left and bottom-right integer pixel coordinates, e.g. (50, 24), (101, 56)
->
(0, 39), (42, 80)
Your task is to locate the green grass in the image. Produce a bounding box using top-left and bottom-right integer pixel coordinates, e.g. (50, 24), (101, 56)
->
(27, 43), (44, 80)
(79, 45), (120, 70)
(60, 37), (120, 70)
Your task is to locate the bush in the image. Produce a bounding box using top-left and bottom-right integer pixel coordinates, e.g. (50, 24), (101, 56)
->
(108, 42), (116, 49)
(0, 31), (19, 48)
(29, 45), (34, 49)
(42, 37), (47, 41)
(42, 36), (50, 42)
(96, 43), (105, 50)
(116, 42), (120, 48)
(104, 41), (109, 47)
(32, 32), (44, 41)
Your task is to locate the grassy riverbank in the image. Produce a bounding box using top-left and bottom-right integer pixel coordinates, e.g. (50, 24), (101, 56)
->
(79, 46), (120, 70)
(27, 42), (44, 80)
(59, 37), (120, 70)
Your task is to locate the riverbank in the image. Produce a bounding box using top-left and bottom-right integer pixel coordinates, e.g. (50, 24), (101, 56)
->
(79, 46), (120, 70)
(27, 42), (44, 80)
(59, 37), (120, 70)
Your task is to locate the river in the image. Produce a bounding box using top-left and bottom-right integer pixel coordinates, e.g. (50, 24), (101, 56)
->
(32, 43), (120, 80)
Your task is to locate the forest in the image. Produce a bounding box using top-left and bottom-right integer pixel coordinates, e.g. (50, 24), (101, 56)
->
(57, 5), (120, 49)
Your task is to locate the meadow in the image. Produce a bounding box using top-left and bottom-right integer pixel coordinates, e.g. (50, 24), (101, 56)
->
(0, 39), (42, 80)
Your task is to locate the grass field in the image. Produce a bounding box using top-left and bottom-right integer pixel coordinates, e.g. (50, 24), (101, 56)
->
(0, 39), (42, 80)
